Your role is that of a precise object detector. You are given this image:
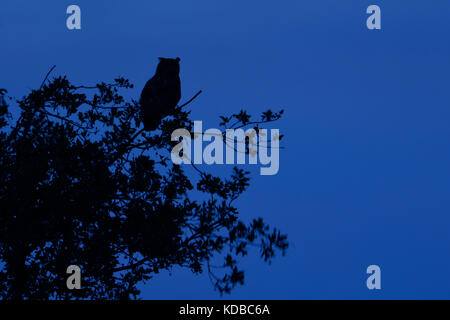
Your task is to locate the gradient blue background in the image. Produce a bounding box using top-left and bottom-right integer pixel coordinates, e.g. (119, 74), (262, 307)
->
(1, 0), (450, 299)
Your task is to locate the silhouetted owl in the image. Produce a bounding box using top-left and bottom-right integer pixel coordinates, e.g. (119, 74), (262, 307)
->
(139, 57), (181, 131)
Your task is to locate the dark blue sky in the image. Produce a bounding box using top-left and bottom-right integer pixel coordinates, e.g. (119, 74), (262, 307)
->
(1, 0), (450, 299)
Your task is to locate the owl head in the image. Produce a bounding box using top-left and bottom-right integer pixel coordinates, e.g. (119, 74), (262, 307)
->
(156, 57), (180, 75)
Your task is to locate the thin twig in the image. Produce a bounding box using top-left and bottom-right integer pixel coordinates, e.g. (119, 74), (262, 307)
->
(6, 65), (56, 146)
(179, 90), (202, 108)
(113, 256), (152, 272)
(40, 65), (56, 89)
(42, 110), (94, 131)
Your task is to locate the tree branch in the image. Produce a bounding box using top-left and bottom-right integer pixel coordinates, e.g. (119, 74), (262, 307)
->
(40, 65), (56, 89)
(113, 256), (152, 273)
(179, 90), (202, 108)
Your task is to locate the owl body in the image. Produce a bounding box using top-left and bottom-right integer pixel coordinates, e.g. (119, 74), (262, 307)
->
(139, 57), (181, 131)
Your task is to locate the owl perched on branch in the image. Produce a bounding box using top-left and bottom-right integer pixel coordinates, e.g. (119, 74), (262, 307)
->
(139, 57), (181, 131)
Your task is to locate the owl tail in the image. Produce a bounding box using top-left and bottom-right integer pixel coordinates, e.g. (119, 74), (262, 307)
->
(143, 115), (161, 131)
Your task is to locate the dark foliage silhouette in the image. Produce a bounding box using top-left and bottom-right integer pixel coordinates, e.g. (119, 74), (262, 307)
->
(140, 57), (181, 131)
(0, 65), (287, 299)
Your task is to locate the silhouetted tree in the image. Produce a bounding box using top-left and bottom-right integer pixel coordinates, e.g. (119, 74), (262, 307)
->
(0, 66), (287, 299)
